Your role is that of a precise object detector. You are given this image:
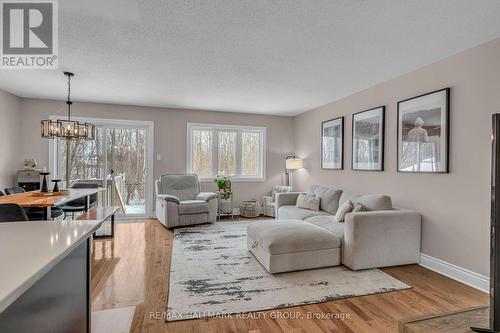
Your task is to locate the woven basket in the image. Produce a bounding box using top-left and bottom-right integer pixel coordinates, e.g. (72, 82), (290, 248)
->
(240, 199), (261, 218)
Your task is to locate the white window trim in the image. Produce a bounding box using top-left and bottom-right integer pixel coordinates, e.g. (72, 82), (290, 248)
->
(186, 122), (267, 182)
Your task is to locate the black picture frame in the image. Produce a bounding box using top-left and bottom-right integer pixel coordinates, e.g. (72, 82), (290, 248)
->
(321, 116), (344, 170)
(351, 106), (385, 171)
(397, 88), (450, 173)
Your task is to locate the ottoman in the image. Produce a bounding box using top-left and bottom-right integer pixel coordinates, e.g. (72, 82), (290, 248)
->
(247, 220), (341, 274)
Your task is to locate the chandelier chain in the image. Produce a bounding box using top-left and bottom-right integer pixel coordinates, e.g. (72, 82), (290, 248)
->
(66, 72), (72, 121)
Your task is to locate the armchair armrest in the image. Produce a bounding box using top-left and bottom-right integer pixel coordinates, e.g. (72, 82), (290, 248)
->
(275, 192), (306, 218)
(275, 192), (305, 209)
(343, 209), (421, 270)
(196, 192), (218, 202)
(157, 194), (181, 204)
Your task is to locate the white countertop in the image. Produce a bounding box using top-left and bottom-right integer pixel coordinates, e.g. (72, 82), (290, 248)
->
(0, 220), (102, 313)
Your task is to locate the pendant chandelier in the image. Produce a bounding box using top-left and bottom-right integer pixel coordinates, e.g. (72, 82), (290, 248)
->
(41, 72), (96, 140)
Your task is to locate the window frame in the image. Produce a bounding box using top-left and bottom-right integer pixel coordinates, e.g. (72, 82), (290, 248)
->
(186, 122), (267, 182)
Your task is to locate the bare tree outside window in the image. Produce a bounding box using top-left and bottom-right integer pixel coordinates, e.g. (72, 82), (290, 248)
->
(107, 128), (146, 211)
(218, 131), (236, 176)
(241, 132), (260, 176)
(188, 124), (265, 180)
(192, 130), (213, 177)
(59, 127), (103, 184)
(58, 127), (147, 214)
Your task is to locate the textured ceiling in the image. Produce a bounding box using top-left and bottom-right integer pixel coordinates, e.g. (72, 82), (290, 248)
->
(1, 0), (500, 116)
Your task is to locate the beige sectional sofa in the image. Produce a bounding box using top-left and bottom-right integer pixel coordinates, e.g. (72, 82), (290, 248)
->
(275, 185), (421, 270)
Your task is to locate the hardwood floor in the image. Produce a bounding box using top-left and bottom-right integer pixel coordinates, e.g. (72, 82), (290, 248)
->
(91, 219), (488, 333)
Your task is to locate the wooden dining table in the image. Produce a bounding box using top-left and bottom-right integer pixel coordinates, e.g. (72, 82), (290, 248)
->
(0, 188), (103, 220)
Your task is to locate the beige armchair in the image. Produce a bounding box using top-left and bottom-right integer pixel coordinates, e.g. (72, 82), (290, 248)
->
(262, 185), (293, 217)
(155, 174), (218, 228)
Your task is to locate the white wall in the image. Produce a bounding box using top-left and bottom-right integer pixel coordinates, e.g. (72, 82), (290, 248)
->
(18, 99), (294, 207)
(0, 90), (22, 191)
(293, 38), (500, 276)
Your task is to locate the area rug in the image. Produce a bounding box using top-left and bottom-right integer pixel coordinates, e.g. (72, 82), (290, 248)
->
(166, 221), (409, 321)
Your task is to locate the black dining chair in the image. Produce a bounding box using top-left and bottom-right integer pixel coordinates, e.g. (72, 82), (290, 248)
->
(61, 183), (99, 218)
(0, 203), (29, 222)
(4, 186), (65, 220)
(4, 186), (25, 195)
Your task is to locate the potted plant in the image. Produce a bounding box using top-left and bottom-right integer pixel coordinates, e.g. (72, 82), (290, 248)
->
(214, 176), (232, 212)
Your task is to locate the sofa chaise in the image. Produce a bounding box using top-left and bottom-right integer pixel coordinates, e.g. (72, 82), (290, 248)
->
(269, 185), (421, 271)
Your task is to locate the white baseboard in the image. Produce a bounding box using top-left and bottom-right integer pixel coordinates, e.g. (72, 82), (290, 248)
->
(419, 253), (489, 293)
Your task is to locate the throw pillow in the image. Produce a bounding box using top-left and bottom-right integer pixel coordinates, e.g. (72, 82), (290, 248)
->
(318, 188), (343, 215)
(296, 194), (320, 211)
(352, 203), (367, 212)
(335, 200), (353, 222)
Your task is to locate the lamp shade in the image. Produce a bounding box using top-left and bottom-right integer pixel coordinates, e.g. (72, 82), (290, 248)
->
(286, 158), (304, 170)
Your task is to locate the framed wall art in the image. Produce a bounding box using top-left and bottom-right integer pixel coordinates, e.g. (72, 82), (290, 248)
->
(397, 88), (450, 173)
(352, 106), (385, 171)
(321, 117), (344, 170)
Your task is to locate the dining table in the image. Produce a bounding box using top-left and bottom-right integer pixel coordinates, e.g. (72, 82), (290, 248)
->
(0, 188), (103, 220)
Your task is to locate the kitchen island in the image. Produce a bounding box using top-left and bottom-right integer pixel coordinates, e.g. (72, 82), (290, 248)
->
(0, 220), (102, 333)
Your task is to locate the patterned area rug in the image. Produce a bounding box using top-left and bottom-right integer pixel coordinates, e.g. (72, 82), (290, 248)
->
(166, 221), (409, 321)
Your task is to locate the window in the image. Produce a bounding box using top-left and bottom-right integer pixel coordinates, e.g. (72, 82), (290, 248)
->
(187, 123), (266, 181)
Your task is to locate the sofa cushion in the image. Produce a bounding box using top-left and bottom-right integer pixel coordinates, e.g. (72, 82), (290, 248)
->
(339, 191), (392, 211)
(296, 194), (320, 211)
(309, 185), (343, 214)
(305, 215), (345, 240)
(278, 205), (329, 220)
(247, 220), (341, 255)
(335, 200), (353, 222)
(352, 203), (367, 212)
(178, 200), (209, 215)
(160, 174), (200, 200)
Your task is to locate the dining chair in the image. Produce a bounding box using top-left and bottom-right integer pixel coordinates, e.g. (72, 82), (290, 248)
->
(4, 186), (25, 195)
(61, 183), (99, 218)
(4, 186), (65, 220)
(0, 203), (29, 222)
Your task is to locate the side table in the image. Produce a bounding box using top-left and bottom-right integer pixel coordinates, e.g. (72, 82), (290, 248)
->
(218, 193), (233, 220)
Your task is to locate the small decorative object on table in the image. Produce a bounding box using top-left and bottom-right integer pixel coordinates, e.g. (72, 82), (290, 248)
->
(51, 179), (62, 193)
(23, 158), (38, 170)
(40, 172), (50, 193)
(240, 199), (261, 218)
(214, 176), (233, 220)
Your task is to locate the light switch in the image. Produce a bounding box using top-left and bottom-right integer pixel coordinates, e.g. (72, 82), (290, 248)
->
(156, 153), (162, 161)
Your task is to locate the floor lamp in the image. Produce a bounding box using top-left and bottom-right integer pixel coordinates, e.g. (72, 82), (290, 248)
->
(285, 155), (304, 189)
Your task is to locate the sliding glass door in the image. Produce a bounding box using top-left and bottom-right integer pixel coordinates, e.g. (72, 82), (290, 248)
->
(106, 127), (147, 215)
(50, 118), (154, 218)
